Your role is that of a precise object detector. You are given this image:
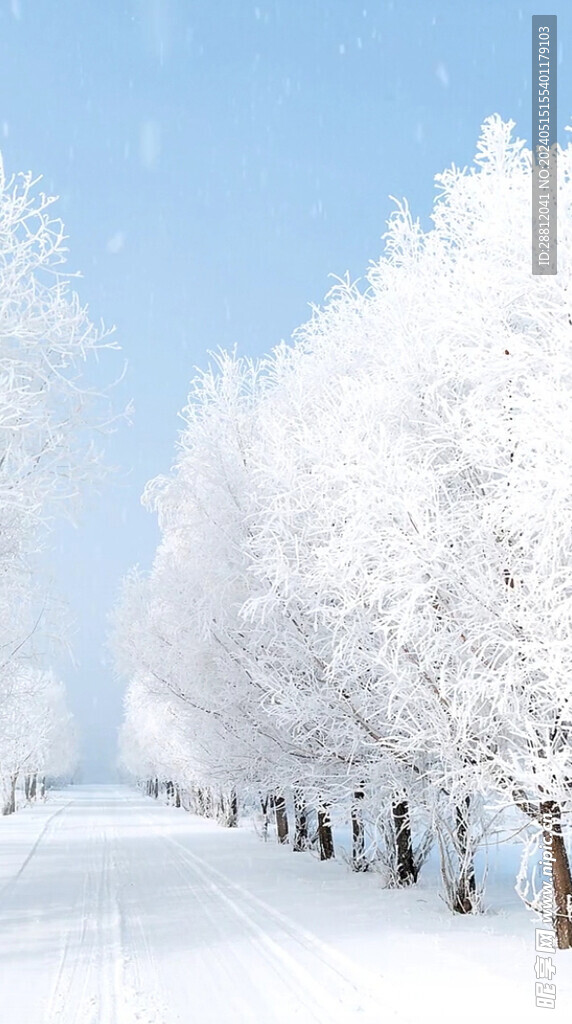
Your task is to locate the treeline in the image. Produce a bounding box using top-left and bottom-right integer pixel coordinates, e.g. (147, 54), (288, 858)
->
(113, 117), (572, 947)
(0, 668), (77, 815)
(0, 155), (116, 813)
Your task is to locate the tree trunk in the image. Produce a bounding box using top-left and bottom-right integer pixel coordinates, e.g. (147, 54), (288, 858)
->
(261, 794), (270, 840)
(317, 804), (334, 861)
(274, 794), (289, 844)
(153, 778), (159, 799)
(293, 789), (308, 852)
(227, 790), (238, 827)
(206, 789), (215, 817)
(197, 786), (213, 817)
(24, 775), (31, 801)
(29, 773), (37, 801)
(453, 796), (476, 913)
(392, 799), (417, 885)
(351, 789), (367, 871)
(10, 774), (17, 814)
(175, 785), (181, 808)
(541, 800), (572, 950)
(40, 777), (46, 799)
(3, 774), (18, 816)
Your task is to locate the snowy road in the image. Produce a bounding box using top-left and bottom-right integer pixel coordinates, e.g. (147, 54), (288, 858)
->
(0, 786), (400, 1024)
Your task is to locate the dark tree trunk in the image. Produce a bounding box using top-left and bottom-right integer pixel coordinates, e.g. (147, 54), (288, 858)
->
(293, 789), (308, 852)
(453, 796), (476, 913)
(274, 794), (289, 844)
(392, 799), (417, 886)
(541, 800), (572, 950)
(10, 774), (17, 814)
(317, 805), (335, 861)
(261, 794), (270, 839)
(3, 774), (18, 816)
(24, 775), (31, 801)
(30, 773), (37, 801)
(227, 790), (238, 827)
(351, 789), (367, 871)
(153, 778), (159, 799)
(175, 785), (181, 808)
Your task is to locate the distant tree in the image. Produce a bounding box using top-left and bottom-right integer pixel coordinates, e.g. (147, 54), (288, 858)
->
(0, 153), (120, 802)
(0, 668), (77, 813)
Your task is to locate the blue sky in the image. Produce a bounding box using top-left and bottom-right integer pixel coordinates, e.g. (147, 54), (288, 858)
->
(0, 0), (568, 779)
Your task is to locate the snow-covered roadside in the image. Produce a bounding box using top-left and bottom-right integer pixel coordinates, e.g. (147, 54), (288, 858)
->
(0, 790), (73, 891)
(0, 786), (569, 1023)
(158, 807), (572, 1023)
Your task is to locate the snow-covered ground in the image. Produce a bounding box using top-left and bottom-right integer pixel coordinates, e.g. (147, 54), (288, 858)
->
(0, 786), (570, 1023)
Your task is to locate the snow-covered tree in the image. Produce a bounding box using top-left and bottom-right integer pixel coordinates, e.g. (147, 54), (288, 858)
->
(0, 153), (120, 797)
(0, 668), (77, 812)
(247, 115), (572, 936)
(115, 115), (572, 944)
(113, 359), (292, 800)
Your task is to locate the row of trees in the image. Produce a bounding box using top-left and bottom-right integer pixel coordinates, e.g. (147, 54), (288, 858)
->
(0, 154), (114, 810)
(113, 117), (572, 947)
(0, 669), (77, 814)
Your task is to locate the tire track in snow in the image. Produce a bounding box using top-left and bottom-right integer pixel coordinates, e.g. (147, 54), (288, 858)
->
(84, 828), (120, 1024)
(42, 796), (167, 1024)
(0, 789), (409, 1022)
(113, 827), (173, 1024)
(0, 800), (72, 901)
(163, 839), (305, 1022)
(45, 819), (104, 1024)
(155, 823), (399, 1023)
(46, 862), (94, 1022)
(117, 909), (172, 1024)
(46, 823), (125, 1024)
